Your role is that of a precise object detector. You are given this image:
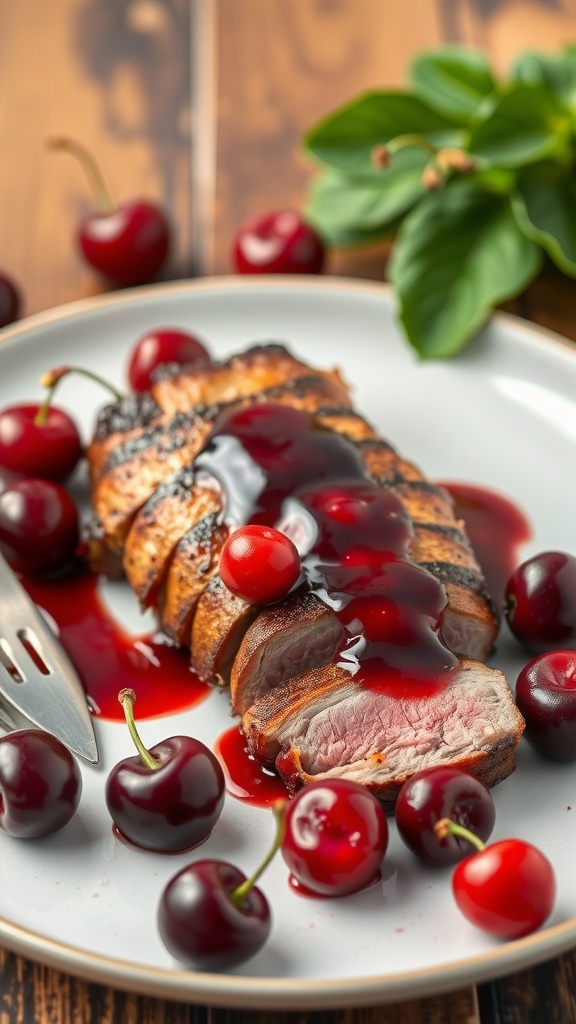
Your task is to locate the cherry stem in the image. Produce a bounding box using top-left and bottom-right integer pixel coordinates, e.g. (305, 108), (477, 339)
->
(118, 688), (158, 771)
(230, 800), (286, 908)
(36, 365), (124, 425)
(390, 133), (438, 155)
(434, 817), (486, 853)
(47, 136), (116, 215)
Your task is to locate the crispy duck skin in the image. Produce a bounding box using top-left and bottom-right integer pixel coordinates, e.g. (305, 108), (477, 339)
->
(149, 343), (348, 415)
(87, 342), (346, 486)
(120, 396), (373, 612)
(87, 371), (354, 575)
(240, 659), (524, 813)
(157, 510), (230, 645)
(122, 474), (222, 608)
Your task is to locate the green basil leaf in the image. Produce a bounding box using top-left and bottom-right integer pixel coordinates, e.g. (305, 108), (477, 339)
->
(410, 46), (497, 122)
(468, 83), (570, 167)
(513, 160), (576, 276)
(305, 148), (428, 243)
(510, 46), (576, 110)
(390, 178), (542, 358)
(303, 91), (462, 174)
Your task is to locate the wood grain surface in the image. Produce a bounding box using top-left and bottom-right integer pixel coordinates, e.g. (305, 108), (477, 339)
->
(1, 1), (576, 1022)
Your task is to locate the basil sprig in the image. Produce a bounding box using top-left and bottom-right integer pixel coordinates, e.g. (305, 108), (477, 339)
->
(303, 45), (576, 358)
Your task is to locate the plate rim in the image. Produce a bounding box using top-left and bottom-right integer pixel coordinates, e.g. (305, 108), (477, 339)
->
(2, 273), (576, 361)
(0, 274), (575, 1008)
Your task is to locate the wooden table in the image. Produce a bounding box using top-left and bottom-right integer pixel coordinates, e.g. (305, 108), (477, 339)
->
(1, 2), (576, 1021)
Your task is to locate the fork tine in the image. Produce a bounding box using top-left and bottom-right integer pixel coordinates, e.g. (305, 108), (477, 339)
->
(0, 552), (99, 762)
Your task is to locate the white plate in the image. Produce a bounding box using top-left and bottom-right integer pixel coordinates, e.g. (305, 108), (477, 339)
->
(0, 276), (575, 1010)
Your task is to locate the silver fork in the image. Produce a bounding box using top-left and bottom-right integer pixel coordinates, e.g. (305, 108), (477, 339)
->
(0, 551), (99, 763)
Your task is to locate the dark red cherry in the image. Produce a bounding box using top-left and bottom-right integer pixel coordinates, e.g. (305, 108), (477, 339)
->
(515, 650), (576, 761)
(0, 479), (79, 577)
(395, 767), (495, 865)
(0, 729), (82, 838)
(158, 859), (271, 970)
(105, 689), (225, 853)
(0, 272), (21, 328)
(0, 403), (82, 482)
(233, 210), (325, 275)
(158, 803), (283, 969)
(49, 136), (170, 286)
(281, 779), (388, 897)
(79, 200), (170, 286)
(219, 524), (301, 604)
(127, 327), (210, 392)
(504, 551), (576, 653)
(0, 467), (24, 495)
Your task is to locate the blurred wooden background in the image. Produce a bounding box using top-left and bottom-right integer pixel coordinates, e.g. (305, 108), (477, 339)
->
(1, 2), (576, 1022)
(1, 0), (576, 334)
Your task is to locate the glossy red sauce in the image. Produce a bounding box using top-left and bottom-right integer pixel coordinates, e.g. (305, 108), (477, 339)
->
(23, 567), (210, 721)
(214, 724), (287, 806)
(440, 482), (532, 604)
(199, 403), (458, 698)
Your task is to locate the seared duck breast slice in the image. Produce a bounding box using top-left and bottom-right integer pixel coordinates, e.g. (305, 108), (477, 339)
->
(123, 472), (221, 609)
(157, 511), (230, 646)
(149, 343), (347, 415)
(242, 659), (524, 812)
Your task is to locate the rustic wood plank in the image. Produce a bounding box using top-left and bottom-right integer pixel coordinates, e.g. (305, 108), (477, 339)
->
(478, 950), (576, 1024)
(203, 0), (442, 276)
(206, 990), (481, 1024)
(0, 948), (203, 1024)
(0, 946), (481, 1024)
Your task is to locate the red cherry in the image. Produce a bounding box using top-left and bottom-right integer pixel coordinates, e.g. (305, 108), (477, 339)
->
(157, 803), (284, 969)
(127, 327), (210, 392)
(452, 838), (555, 939)
(0, 272), (21, 328)
(158, 859), (271, 970)
(0, 729), (82, 839)
(504, 551), (576, 653)
(281, 779), (388, 897)
(49, 136), (170, 286)
(105, 689), (225, 853)
(0, 478), (79, 577)
(79, 200), (170, 286)
(395, 767), (495, 866)
(516, 650), (576, 761)
(219, 525), (301, 605)
(0, 403), (82, 482)
(0, 467), (24, 494)
(233, 210), (325, 275)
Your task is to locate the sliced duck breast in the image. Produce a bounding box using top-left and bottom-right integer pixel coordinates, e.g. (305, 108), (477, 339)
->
(242, 659), (524, 811)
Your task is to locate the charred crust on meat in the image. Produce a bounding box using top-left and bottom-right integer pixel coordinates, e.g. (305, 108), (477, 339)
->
(92, 393), (161, 441)
(137, 466), (197, 514)
(149, 355), (212, 384)
(420, 560), (490, 597)
(100, 408), (218, 473)
(422, 560), (501, 625)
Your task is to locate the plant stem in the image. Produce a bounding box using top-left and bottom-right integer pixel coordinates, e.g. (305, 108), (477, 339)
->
(47, 136), (116, 215)
(231, 801), (286, 907)
(434, 816), (486, 852)
(388, 133), (438, 156)
(37, 365), (124, 426)
(118, 688), (159, 771)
